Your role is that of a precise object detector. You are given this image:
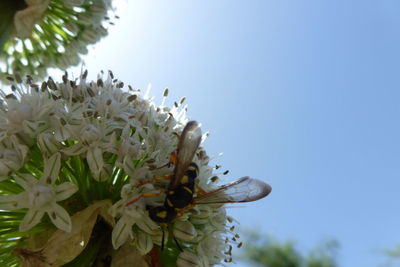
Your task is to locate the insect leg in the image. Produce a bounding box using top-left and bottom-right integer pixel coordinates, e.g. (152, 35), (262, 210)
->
(174, 203), (196, 220)
(161, 225), (165, 251)
(173, 235), (183, 252)
(169, 151), (177, 165)
(134, 151), (177, 187)
(125, 191), (162, 206)
(153, 174), (173, 181)
(134, 174), (173, 188)
(195, 184), (208, 195)
(168, 224), (183, 252)
(155, 151), (178, 170)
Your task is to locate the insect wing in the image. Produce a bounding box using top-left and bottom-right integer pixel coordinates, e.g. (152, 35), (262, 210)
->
(194, 177), (272, 204)
(169, 121), (202, 191)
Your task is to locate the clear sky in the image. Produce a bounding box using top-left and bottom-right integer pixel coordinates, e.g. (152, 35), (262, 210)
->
(58, 1), (400, 266)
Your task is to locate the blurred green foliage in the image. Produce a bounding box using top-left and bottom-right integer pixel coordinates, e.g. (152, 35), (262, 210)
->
(385, 246), (400, 258)
(381, 245), (400, 267)
(241, 232), (339, 267)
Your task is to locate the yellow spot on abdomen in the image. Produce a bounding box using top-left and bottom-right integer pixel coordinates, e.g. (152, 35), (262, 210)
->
(181, 175), (189, 184)
(183, 186), (192, 194)
(166, 199), (173, 207)
(157, 211), (167, 218)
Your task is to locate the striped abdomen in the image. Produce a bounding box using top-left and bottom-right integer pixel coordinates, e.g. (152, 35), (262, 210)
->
(165, 162), (199, 209)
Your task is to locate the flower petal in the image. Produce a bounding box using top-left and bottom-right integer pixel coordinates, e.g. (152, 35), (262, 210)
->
(136, 214), (159, 234)
(173, 220), (197, 242)
(54, 126), (71, 142)
(20, 209), (45, 232)
(112, 216), (134, 249)
(48, 204), (72, 232)
(42, 152), (61, 184)
(62, 143), (86, 156)
(22, 120), (46, 136)
(0, 193), (27, 210)
(97, 164), (112, 182)
(38, 134), (61, 158)
(122, 156), (136, 179)
(135, 231), (153, 255)
(16, 143), (29, 163)
(86, 147), (104, 181)
(177, 250), (202, 267)
(14, 173), (38, 190)
(55, 182), (78, 201)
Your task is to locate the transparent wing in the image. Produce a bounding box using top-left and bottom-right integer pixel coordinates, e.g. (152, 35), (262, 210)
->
(194, 177), (272, 204)
(168, 121), (202, 191)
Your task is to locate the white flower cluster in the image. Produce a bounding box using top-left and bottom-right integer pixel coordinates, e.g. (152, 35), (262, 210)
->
(0, 72), (239, 266)
(0, 0), (116, 81)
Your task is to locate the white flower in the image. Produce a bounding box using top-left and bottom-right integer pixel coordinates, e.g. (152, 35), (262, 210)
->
(177, 250), (202, 267)
(197, 234), (228, 266)
(37, 133), (63, 158)
(110, 184), (159, 250)
(0, 149), (22, 179)
(118, 125), (143, 158)
(173, 220), (198, 242)
(62, 122), (117, 181)
(0, 83), (55, 137)
(0, 0), (117, 80)
(0, 153), (77, 232)
(0, 71), (245, 266)
(135, 230), (154, 255)
(0, 136), (28, 180)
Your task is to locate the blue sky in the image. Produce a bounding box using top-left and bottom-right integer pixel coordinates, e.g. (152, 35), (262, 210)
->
(60, 1), (400, 266)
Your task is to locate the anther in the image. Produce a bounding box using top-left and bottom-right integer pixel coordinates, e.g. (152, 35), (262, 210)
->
(128, 95), (137, 102)
(97, 79), (104, 87)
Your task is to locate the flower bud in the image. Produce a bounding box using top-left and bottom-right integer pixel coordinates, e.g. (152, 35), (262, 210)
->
(174, 220), (197, 242)
(135, 231), (153, 255)
(0, 147), (25, 180)
(80, 124), (101, 144)
(7, 103), (32, 124)
(0, 149), (20, 172)
(177, 250), (202, 267)
(38, 134), (61, 157)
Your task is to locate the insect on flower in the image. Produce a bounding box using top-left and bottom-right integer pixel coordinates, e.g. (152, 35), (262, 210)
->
(128, 121), (272, 250)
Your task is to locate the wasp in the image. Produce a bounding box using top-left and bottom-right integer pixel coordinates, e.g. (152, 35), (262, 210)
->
(142, 121), (271, 249)
(148, 121), (202, 224)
